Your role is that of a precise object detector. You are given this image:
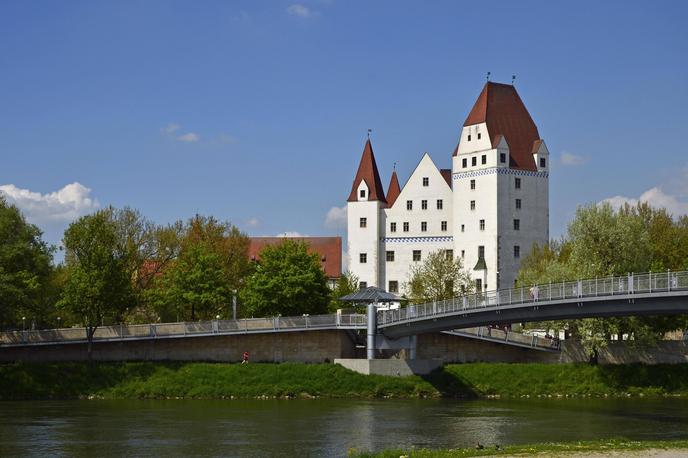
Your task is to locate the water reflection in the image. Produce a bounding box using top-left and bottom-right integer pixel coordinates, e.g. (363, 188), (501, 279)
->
(1, 398), (687, 457)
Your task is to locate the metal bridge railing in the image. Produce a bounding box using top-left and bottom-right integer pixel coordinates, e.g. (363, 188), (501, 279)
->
(0, 313), (367, 346)
(447, 326), (561, 351)
(378, 270), (688, 326)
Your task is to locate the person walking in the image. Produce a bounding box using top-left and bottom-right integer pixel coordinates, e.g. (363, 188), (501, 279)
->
(242, 351), (249, 364)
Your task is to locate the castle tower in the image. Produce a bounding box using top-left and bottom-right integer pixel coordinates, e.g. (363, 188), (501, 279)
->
(347, 139), (386, 288)
(452, 82), (549, 291)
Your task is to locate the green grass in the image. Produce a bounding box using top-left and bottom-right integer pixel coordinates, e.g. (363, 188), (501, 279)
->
(1, 362), (688, 400)
(350, 439), (688, 457)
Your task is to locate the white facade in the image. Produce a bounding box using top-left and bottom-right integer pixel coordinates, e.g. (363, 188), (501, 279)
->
(347, 82), (550, 295)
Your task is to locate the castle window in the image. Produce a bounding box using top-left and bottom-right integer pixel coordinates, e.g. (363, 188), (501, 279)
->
(513, 219), (520, 231)
(540, 157), (546, 168)
(461, 250), (465, 258)
(481, 155), (486, 165)
(478, 246), (485, 259)
(386, 251), (395, 262)
(406, 200), (413, 210)
(476, 278), (482, 291)
(359, 253), (367, 264)
(388, 281), (399, 293)
(472, 156), (477, 167)
(445, 249), (453, 260)
(462, 158), (467, 168)
(500, 153), (506, 163)
(390, 222), (397, 232)
(421, 200), (428, 210)
(470, 200), (475, 210)
(470, 179), (475, 190)
(515, 178), (521, 189)
(479, 219), (485, 231)
(413, 250), (421, 262)
(461, 224), (465, 232)
(515, 198), (522, 209)
(360, 189), (366, 198)
(441, 221), (447, 231)
(360, 281), (367, 289)
(477, 133), (481, 140)
(514, 245), (521, 258)
(421, 221), (427, 232)
(467, 134), (472, 142)
(437, 199), (443, 210)
(422, 177), (429, 186)
(359, 217), (367, 228)
(403, 222), (409, 232)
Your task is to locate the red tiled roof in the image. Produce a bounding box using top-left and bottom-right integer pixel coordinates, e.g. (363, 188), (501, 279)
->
(385, 170), (401, 208)
(347, 139), (387, 203)
(248, 237), (342, 279)
(440, 169), (452, 188)
(459, 82), (541, 171)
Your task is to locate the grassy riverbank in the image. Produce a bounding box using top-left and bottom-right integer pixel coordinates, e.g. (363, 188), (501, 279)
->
(1, 362), (688, 400)
(351, 439), (688, 457)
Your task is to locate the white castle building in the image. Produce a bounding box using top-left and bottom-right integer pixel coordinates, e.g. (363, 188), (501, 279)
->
(346, 82), (549, 294)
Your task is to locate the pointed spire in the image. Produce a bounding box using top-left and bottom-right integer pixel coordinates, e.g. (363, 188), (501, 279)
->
(459, 81), (540, 171)
(385, 169), (401, 208)
(347, 139), (387, 203)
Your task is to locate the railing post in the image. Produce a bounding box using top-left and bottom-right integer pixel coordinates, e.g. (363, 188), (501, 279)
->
(668, 269), (671, 291)
(650, 271), (653, 293)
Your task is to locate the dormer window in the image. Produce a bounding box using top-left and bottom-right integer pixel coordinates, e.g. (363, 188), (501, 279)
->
(540, 157), (546, 168)
(500, 153), (506, 163)
(467, 134), (472, 141)
(360, 189), (366, 198)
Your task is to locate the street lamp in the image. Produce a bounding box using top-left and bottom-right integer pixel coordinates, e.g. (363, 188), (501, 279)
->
(22, 316), (26, 331)
(57, 316), (61, 329)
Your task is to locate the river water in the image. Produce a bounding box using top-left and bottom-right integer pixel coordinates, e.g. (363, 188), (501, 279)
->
(1, 398), (687, 457)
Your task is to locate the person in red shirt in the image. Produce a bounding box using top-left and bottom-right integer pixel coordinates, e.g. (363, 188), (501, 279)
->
(241, 351), (249, 364)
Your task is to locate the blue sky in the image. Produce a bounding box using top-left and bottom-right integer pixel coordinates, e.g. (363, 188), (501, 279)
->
(1, 1), (688, 260)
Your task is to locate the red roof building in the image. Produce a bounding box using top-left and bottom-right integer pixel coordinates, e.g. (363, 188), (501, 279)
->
(248, 237), (342, 286)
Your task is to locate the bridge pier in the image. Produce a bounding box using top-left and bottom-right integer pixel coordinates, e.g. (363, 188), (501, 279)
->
(366, 302), (377, 359)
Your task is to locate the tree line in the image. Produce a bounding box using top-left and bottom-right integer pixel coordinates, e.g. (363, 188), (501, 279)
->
(0, 198), (358, 340)
(517, 202), (688, 361)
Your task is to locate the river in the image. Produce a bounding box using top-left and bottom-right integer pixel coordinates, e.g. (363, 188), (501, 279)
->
(1, 398), (687, 457)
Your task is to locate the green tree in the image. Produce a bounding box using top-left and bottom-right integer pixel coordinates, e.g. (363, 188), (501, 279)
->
(405, 250), (474, 304)
(0, 197), (54, 329)
(147, 242), (230, 321)
(240, 240), (330, 317)
(329, 271), (359, 312)
(59, 210), (134, 359)
(143, 215), (250, 321)
(518, 202), (688, 363)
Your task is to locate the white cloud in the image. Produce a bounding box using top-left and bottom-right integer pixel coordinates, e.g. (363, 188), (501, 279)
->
(161, 123), (180, 134)
(277, 231), (308, 237)
(324, 205), (347, 229)
(177, 132), (200, 143)
(287, 4), (313, 17)
(246, 217), (260, 228)
(560, 151), (587, 166)
(0, 182), (99, 223)
(601, 187), (688, 217)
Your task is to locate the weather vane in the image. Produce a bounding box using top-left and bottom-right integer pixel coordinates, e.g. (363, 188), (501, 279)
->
(512, 74), (516, 85)
(367, 128), (372, 139)
(486, 71), (491, 82)
(393, 161), (397, 170)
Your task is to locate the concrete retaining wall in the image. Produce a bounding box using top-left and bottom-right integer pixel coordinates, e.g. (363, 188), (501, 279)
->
(0, 330), (358, 363)
(1, 329), (686, 365)
(335, 358), (442, 376)
(415, 333), (688, 364)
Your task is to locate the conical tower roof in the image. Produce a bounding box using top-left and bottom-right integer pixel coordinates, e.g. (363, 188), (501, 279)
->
(385, 169), (401, 207)
(347, 139), (387, 203)
(459, 82), (541, 171)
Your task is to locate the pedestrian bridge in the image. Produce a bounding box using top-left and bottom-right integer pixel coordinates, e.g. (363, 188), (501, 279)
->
(378, 271), (688, 339)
